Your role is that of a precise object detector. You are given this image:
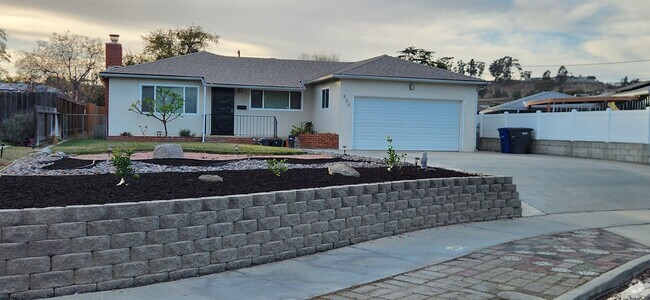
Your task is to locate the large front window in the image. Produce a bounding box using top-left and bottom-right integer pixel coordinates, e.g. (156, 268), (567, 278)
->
(140, 85), (198, 114)
(250, 90), (302, 110)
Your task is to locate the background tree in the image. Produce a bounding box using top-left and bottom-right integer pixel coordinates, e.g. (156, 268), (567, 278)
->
(488, 56), (520, 82)
(125, 25), (219, 65)
(620, 76), (640, 87)
(0, 28), (10, 78)
(556, 65), (569, 84)
(297, 52), (341, 62)
(15, 31), (103, 102)
(465, 59), (485, 78)
(396, 47), (435, 66)
(521, 70), (532, 81)
(454, 60), (467, 74)
(129, 87), (184, 137)
(542, 70), (552, 80)
(434, 57), (454, 70)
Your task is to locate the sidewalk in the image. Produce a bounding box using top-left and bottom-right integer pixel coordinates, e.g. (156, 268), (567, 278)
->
(318, 227), (650, 299)
(56, 210), (650, 300)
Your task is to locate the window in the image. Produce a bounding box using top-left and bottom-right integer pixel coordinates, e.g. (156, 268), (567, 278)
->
(321, 88), (330, 109)
(141, 85), (199, 114)
(250, 90), (302, 110)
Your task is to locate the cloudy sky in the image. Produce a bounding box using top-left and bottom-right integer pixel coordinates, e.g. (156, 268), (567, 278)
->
(1, 0), (649, 82)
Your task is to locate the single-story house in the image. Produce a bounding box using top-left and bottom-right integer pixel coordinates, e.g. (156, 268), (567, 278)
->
(479, 91), (573, 114)
(100, 35), (486, 151)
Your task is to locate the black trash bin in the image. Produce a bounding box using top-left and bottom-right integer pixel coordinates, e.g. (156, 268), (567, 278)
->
(509, 128), (534, 154)
(260, 138), (283, 147)
(497, 128), (512, 153)
(287, 136), (296, 148)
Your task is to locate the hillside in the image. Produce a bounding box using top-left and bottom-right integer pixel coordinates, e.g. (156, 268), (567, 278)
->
(480, 79), (613, 99)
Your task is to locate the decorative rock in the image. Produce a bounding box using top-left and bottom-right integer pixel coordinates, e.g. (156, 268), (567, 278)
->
(41, 148), (52, 155)
(199, 175), (224, 183)
(153, 144), (184, 159)
(327, 163), (360, 177)
(420, 152), (428, 169)
(56, 151), (67, 158)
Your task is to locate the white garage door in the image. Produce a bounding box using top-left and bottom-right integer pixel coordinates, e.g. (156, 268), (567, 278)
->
(353, 97), (461, 150)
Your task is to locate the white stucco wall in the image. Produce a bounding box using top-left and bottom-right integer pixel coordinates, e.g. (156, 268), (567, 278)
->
(108, 77), (313, 138)
(338, 79), (481, 152)
(107, 78), (205, 137)
(309, 81), (342, 134)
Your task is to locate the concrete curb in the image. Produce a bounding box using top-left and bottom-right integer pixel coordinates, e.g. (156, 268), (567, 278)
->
(555, 253), (650, 300)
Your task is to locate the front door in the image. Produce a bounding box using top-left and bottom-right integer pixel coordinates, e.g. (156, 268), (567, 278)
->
(211, 88), (235, 135)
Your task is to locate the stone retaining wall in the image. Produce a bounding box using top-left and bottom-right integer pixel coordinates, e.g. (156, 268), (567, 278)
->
(0, 176), (520, 299)
(478, 137), (650, 164)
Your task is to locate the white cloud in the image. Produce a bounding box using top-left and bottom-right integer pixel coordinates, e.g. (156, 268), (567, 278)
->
(1, 0), (649, 82)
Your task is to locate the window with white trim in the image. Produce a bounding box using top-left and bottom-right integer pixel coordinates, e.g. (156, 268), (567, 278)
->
(250, 90), (302, 110)
(140, 85), (198, 114)
(321, 88), (330, 109)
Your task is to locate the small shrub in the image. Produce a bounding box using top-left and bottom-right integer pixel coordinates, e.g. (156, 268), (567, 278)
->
(290, 121), (316, 136)
(0, 112), (35, 145)
(266, 159), (288, 177)
(179, 129), (195, 137)
(111, 148), (139, 185)
(384, 136), (406, 172)
(119, 131), (132, 136)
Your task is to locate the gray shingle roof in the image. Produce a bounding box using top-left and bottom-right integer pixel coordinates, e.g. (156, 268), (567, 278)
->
(100, 52), (484, 88)
(480, 91), (572, 114)
(331, 55), (484, 83)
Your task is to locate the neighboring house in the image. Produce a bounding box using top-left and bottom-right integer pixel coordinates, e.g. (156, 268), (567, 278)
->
(100, 35), (486, 151)
(480, 91), (573, 114)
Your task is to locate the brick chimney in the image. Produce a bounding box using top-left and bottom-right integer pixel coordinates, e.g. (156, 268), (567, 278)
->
(105, 34), (122, 68)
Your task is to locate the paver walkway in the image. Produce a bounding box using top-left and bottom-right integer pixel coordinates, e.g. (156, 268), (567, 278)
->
(316, 229), (650, 299)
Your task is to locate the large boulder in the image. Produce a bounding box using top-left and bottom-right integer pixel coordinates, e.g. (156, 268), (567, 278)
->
(153, 143), (184, 159)
(199, 174), (223, 183)
(328, 163), (360, 177)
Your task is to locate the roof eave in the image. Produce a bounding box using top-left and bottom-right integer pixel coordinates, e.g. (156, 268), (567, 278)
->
(99, 72), (205, 83)
(330, 74), (487, 86)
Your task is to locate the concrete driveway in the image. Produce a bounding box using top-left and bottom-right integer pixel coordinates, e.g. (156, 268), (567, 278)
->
(340, 150), (650, 215)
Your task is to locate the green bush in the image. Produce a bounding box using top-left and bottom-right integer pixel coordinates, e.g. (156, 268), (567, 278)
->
(384, 136), (406, 172)
(0, 112), (35, 145)
(119, 131), (132, 136)
(289, 121), (315, 136)
(111, 148), (139, 184)
(179, 129), (195, 137)
(266, 159), (288, 176)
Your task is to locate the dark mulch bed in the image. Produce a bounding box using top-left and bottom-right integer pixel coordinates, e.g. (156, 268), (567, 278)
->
(42, 157), (349, 169)
(0, 167), (476, 209)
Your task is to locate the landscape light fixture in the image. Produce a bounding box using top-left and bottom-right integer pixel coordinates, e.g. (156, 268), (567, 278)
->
(0, 143), (4, 158)
(342, 145), (347, 155)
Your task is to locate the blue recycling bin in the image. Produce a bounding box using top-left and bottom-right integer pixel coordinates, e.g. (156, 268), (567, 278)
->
(498, 128), (512, 153)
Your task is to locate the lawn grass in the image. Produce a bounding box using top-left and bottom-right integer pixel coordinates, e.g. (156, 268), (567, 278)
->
(0, 144), (35, 169)
(51, 138), (306, 155)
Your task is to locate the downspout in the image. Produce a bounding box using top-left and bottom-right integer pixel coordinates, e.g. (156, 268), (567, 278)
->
(202, 84), (207, 143)
(475, 84), (487, 151)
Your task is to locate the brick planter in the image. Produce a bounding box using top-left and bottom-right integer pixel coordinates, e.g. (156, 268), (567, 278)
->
(298, 133), (339, 149)
(0, 176), (520, 299)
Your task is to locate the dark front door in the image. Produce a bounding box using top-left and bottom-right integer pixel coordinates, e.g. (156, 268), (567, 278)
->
(211, 88), (235, 135)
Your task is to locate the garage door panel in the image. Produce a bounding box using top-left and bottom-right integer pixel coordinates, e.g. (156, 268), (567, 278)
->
(353, 97), (460, 151)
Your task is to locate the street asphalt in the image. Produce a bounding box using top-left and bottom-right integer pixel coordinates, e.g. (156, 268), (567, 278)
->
(54, 151), (650, 300)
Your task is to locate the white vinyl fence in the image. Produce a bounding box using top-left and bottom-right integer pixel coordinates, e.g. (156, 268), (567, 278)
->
(479, 108), (650, 144)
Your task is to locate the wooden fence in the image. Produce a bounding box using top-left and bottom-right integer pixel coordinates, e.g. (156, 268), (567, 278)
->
(0, 91), (86, 123)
